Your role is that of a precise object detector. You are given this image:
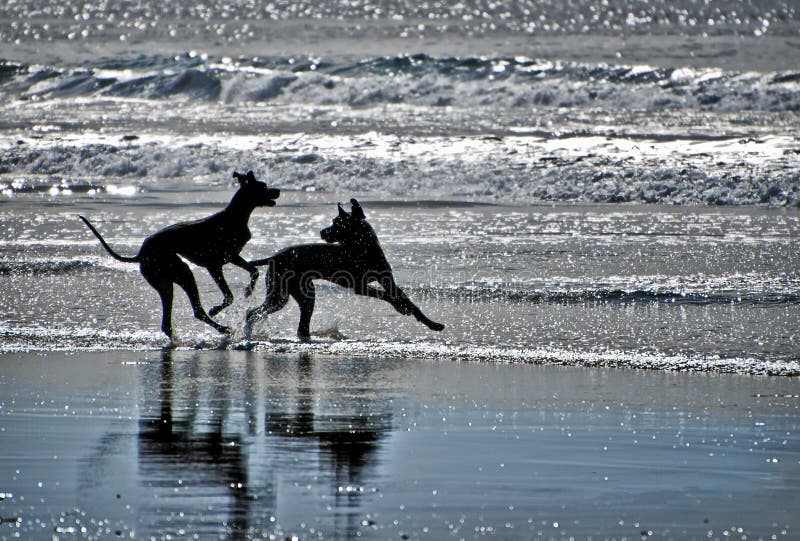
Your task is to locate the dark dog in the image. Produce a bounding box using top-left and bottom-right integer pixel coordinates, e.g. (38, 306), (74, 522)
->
(245, 198), (444, 339)
(80, 171), (280, 338)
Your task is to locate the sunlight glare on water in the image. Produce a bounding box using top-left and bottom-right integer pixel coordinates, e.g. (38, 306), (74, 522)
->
(0, 195), (797, 374)
(0, 0), (799, 539)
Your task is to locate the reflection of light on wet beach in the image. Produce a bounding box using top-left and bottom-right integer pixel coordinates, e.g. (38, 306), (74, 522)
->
(48, 184), (72, 196)
(105, 184), (137, 196)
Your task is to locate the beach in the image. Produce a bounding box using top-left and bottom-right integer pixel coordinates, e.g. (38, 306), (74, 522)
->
(2, 0), (800, 538)
(1, 350), (798, 540)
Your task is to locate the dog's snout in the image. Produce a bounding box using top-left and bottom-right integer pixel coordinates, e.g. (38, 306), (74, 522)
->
(259, 187), (280, 207)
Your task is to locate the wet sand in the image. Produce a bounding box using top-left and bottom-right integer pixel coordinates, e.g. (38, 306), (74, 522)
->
(0, 350), (798, 540)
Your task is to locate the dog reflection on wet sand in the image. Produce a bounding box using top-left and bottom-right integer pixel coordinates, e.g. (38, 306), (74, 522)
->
(245, 199), (444, 340)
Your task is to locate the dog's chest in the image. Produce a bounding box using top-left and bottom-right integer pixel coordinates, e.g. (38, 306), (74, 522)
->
(223, 227), (250, 249)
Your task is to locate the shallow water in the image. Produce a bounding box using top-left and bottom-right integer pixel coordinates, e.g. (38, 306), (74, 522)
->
(0, 191), (798, 374)
(0, 351), (798, 540)
(1, 2), (799, 370)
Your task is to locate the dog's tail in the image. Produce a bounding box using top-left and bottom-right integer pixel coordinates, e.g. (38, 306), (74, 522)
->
(78, 215), (139, 263)
(250, 256), (273, 267)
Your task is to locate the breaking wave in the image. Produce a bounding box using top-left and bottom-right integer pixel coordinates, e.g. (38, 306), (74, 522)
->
(2, 54), (799, 112)
(3, 134), (800, 206)
(2, 53), (799, 207)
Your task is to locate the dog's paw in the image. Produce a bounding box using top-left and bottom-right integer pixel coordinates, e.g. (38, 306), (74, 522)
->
(429, 321), (445, 332)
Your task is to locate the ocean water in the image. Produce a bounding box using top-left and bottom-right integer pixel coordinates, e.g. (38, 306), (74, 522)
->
(1, 0), (799, 374)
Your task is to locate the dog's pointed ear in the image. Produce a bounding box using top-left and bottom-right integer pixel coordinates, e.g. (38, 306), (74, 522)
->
(233, 170), (257, 185)
(350, 198), (365, 220)
(338, 203), (349, 218)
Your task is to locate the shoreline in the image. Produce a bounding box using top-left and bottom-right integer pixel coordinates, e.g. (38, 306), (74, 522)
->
(0, 339), (797, 377)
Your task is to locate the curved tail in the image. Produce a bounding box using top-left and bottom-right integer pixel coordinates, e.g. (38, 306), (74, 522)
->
(78, 215), (139, 263)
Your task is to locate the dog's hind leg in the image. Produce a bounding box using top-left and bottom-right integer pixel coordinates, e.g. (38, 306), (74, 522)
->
(142, 266), (175, 339)
(290, 279), (315, 340)
(155, 283), (175, 339)
(244, 269), (289, 337)
(173, 260), (230, 335)
(207, 265), (234, 317)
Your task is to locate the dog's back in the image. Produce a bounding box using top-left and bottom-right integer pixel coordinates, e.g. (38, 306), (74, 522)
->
(139, 210), (251, 267)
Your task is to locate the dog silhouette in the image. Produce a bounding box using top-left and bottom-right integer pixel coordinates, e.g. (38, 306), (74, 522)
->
(245, 198), (444, 339)
(80, 171), (280, 339)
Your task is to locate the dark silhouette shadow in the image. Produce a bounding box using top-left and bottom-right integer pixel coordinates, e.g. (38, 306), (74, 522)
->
(138, 349), (254, 539)
(264, 352), (393, 537)
(265, 353), (390, 486)
(79, 170), (280, 338)
(245, 198), (444, 339)
(134, 349), (393, 539)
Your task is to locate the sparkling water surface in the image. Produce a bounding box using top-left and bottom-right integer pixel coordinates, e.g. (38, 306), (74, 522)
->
(0, 0), (798, 366)
(0, 351), (798, 540)
(1, 190), (797, 374)
(1, 2), (799, 540)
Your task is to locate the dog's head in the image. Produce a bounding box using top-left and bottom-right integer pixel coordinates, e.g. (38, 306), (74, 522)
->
(232, 170), (280, 207)
(320, 198), (376, 245)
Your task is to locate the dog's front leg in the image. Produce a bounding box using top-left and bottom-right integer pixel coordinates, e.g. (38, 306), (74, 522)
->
(355, 283), (416, 316)
(355, 278), (444, 331)
(208, 266), (234, 316)
(291, 280), (315, 341)
(377, 277), (416, 315)
(354, 284), (389, 301)
(380, 279), (445, 332)
(230, 255), (259, 297)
